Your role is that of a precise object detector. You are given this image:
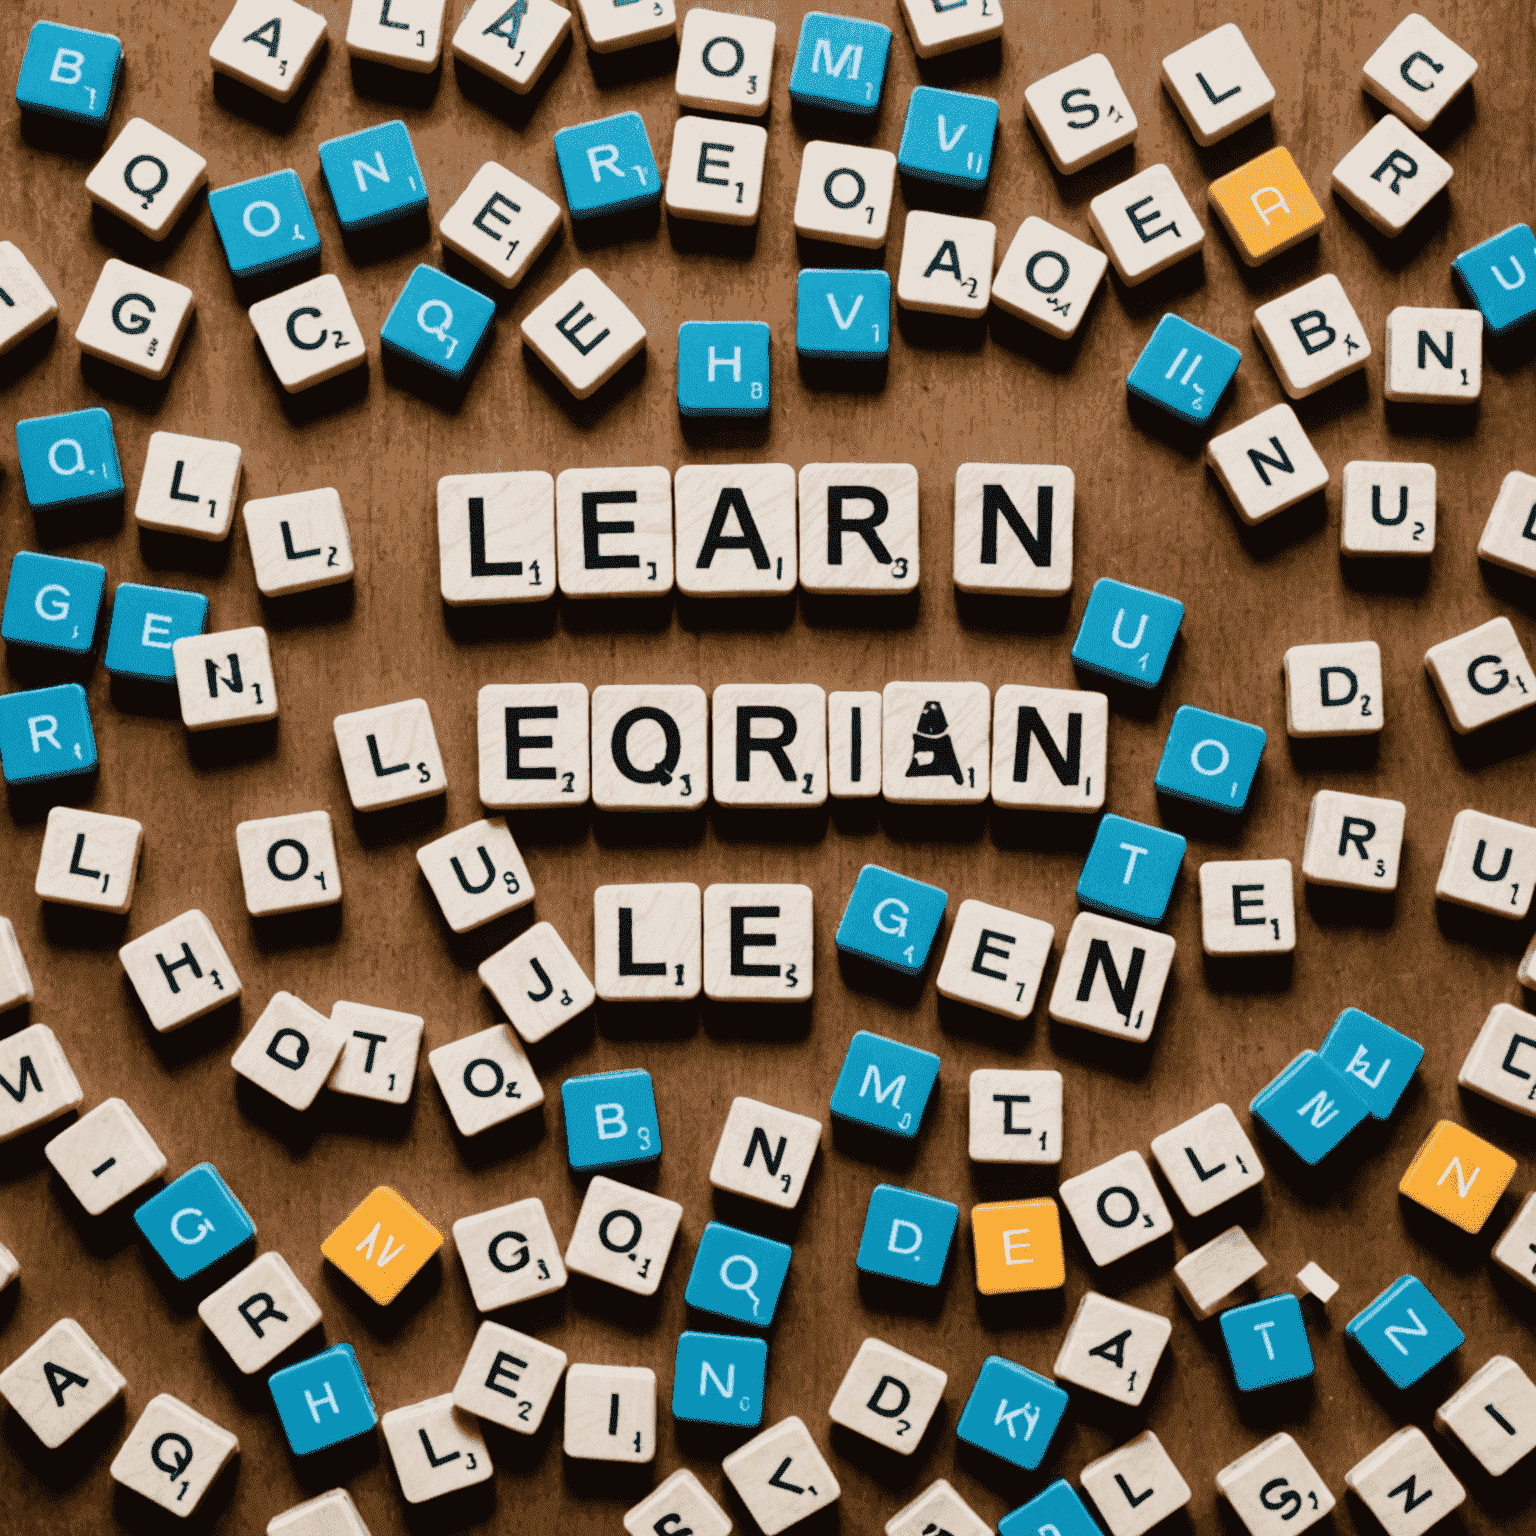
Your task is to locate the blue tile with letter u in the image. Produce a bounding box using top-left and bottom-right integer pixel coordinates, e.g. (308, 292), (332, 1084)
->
(855, 1184), (957, 1286)
(1453, 225), (1536, 336)
(318, 120), (427, 233)
(1318, 1007), (1422, 1121)
(1154, 704), (1266, 814)
(797, 268), (890, 360)
(1077, 813), (1185, 926)
(1127, 313), (1241, 425)
(133, 1163), (256, 1282)
(685, 1221), (792, 1328)
(1251, 1050), (1369, 1164)
(956, 1356), (1068, 1471)
(16, 408), (123, 512)
(15, 21), (122, 125)
(789, 12), (891, 115)
(0, 684), (97, 785)
(1071, 577), (1184, 690)
(553, 112), (660, 220)
(898, 85), (999, 190)
(1001, 1479), (1102, 1536)
(1220, 1293), (1313, 1390)
(104, 583), (209, 682)
(2, 551), (106, 655)
(678, 321), (770, 417)
(835, 864), (947, 975)
(672, 1331), (767, 1427)
(830, 1030), (939, 1140)
(209, 170), (320, 278)
(381, 264), (495, 380)
(561, 1067), (660, 1171)
(269, 1344), (377, 1455)
(1346, 1274), (1463, 1389)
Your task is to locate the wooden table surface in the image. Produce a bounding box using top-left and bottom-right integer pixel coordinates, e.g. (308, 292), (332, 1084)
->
(4, 1), (1536, 1532)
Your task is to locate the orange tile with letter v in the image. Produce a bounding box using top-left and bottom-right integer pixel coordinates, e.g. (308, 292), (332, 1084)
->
(321, 1186), (443, 1304)
(1208, 146), (1325, 265)
(1399, 1119), (1517, 1234)
(971, 1198), (1065, 1295)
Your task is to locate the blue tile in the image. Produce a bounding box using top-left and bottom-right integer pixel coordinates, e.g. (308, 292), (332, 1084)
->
(381, 264), (496, 380)
(789, 12), (891, 114)
(133, 1163), (256, 1282)
(318, 121), (428, 233)
(897, 85), (998, 189)
(855, 1184), (957, 1286)
(829, 1030), (939, 1139)
(2, 551), (106, 655)
(16, 408), (123, 512)
(1251, 1050), (1370, 1165)
(1318, 1008), (1423, 1121)
(15, 21), (121, 125)
(1127, 313), (1241, 426)
(956, 1356), (1068, 1471)
(561, 1068), (660, 1171)
(1346, 1275), (1464, 1389)
(797, 268), (890, 360)
(678, 321), (770, 417)
(269, 1344), (377, 1455)
(0, 684), (97, 785)
(103, 583), (208, 682)
(685, 1221), (792, 1328)
(1076, 814), (1185, 926)
(1453, 225), (1536, 336)
(553, 112), (660, 220)
(1153, 704), (1266, 815)
(1000, 1478), (1102, 1536)
(672, 1331), (767, 1427)
(1070, 577), (1183, 690)
(208, 170), (321, 278)
(1220, 1294), (1314, 1391)
(835, 864), (947, 975)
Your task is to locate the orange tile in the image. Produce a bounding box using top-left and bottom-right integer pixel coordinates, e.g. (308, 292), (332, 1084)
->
(1399, 1119), (1517, 1234)
(321, 1186), (443, 1305)
(971, 1198), (1064, 1295)
(1208, 147), (1325, 265)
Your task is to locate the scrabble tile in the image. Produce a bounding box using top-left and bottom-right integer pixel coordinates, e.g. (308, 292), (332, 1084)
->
(1330, 115), (1451, 236)
(1523, 936), (1536, 990)
(1077, 815), (1185, 926)
(1302, 790), (1405, 890)
(898, 86), (999, 189)
(1438, 812), (1536, 918)
(322, 1186), (442, 1305)
(479, 920), (595, 1043)
(1199, 859), (1295, 956)
(198, 1252), (322, 1373)
(0, 918), (34, 1013)
(555, 112), (660, 220)
(428, 1024), (543, 1137)
(675, 7), (774, 114)
(1253, 274), (1370, 398)
(1361, 13), (1477, 132)
(1155, 705), (1266, 813)
(120, 910), (240, 1031)
(1400, 1118), (1517, 1233)
(835, 864), (947, 976)
(1060, 1150), (1173, 1266)
(555, 466), (673, 599)
(799, 462), (917, 593)
(236, 811), (340, 916)
(678, 321), (770, 417)
(3, 551), (105, 656)
(1216, 1433), (1333, 1534)
(972, 1199), (1064, 1295)
(0, 1319), (125, 1449)
(593, 883), (701, 999)
(1206, 404), (1328, 525)
(889, 1481), (988, 1536)
(626, 1471), (732, 1536)
(1151, 1103), (1264, 1218)
(896, 212), (995, 317)
(1221, 1293), (1313, 1390)
(665, 116), (767, 226)
(564, 1176), (682, 1295)
(452, 1198), (566, 1310)
(232, 992), (348, 1109)
(327, 1001), (423, 1103)
(686, 1220), (792, 1327)
(703, 883), (813, 1002)
(675, 464), (795, 596)
(992, 691), (1103, 815)
(0, 242), (58, 355)
(1283, 642), (1382, 736)
(562, 1067), (659, 1169)
(452, 1320), (567, 1433)
(992, 217), (1107, 340)
(797, 267), (890, 360)
(416, 817), (532, 933)
(15, 20), (121, 125)
(0, 684), (97, 785)
(954, 465), (1073, 597)
(1000, 1481), (1100, 1536)
(1081, 1432), (1191, 1536)
(1453, 224), (1536, 336)
(1385, 306), (1481, 403)
(111, 1393), (238, 1515)
(1024, 53), (1136, 174)
(593, 682), (704, 806)
(1089, 165), (1203, 286)
(829, 1337), (945, 1451)
(1295, 1262), (1338, 1304)
(210, 0), (328, 102)
(857, 1185), (958, 1286)
(794, 141), (897, 249)
(1054, 1291), (1171, 1405)
(85, 118), (207, 241)
(75, 260), (194, 380)
(382, 1394), (491, 1503)
(441, 475), (555, 606)
(268, 1490), (371, 1536)
(939, 904), (1055, 1023)
(1048, 912), (1176, 1041)
(15, 408), (123, 513)
(44, 1096), (163, 1213)
(269, 1344), (377, 1455)
(135, 1164), (255, 1280)
(957, 1356), (1067, 1471)
(674, 1331), (767, 1428)
(789, 12), (890, 114)
(173, 627), (277, 731)
(381, 264), (495, 380)
(334, 698), (445, 809)
(1173, 1225), (1266, 1319)
(574, 0), (675, 52)
(831, 1032), (939, 1140)
(346, 0), (445, 70)
(1436, 1356), (1536, 1476)
(1071, 577), (1183, 689)
(882, 682), (989, 803)
(1460, 1004), (1536, 1116)
(1126, 313), (1241, 426)
(1480, 471), (1536, 577)
(249, 274), (366, 393)
(318, 120), (428, 231)
(709, 1097), (822, 1210)
(1160, 23), (1275, 145)
(1345, 1427), (1464, 1536)
(967, 1070), (1061, 1165)
(133, 432), (242, 542)
(1347, 1275), (1464, 1389)
(1208, 147), (1324, 266)
(439, 163), (561, 292)
(1426, 618), (1535, 734)
(104, 584), (207, 684)
(724, 1416), (839, 1534)
(827, 690), (881, 797)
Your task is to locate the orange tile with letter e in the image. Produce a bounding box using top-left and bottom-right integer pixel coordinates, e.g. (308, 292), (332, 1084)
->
(322, 1186), (444, 1304)
(971, 1198), (1065, 1295)
(1399, 1120), (1517, 1234)
(1208, 147), (1325, 265)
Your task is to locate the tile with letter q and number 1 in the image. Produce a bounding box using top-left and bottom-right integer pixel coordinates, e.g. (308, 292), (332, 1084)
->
(109, 1393), (238, 1517)
(381, 264), (495, 382)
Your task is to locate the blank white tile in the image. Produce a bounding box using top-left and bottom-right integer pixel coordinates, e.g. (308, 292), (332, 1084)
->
(1425, 617), (1536, 734)
(704, 883), (813, 1002)
(0, 1025), (80, 1142)
(896, 212), (995, 317)
(1150, 1103), (1264, 1218)
(210, 0), (328, 102)
(954, 463), (1073, 596)
(111, 1393), (237, 1514)
(452, 1198), (567, 1311)
(439, 161), (563, 284)
(382, 1394), (491, 1503)
(417, 817), (533, 933)
(1024, 53), (1137, 172)
(1302, 790), (1405, 890)
(1089, 164), (1204, 285)
(575, 0), (674, 51)
(328, 1001), (423, 1103)
(119, 910), (241, 1031)
(992, 217), (1107, 339)
(967, 1067), (1061, 1162)
(898, 0), (1000, 57)
(723, 1416), (839, 1535)
(1172, 1225), (1266, 1318)
(665, 115), (767, 227)
(991, 684), (1104, 810)
(712, 685), (826, 806)
(478, 682), (587, 807)
(1081, 1432), (1190, 1536)
(334, 698), (446, 809)
(676, 8), (774, 114)
(675, 463), (795, 594)
(75, 260), (194, 380)
(1054, 1291), (1171, 1405)
(0, 1318), (125, 1449)
(565, 1176), (682, 1295)
(828, 1337), (946, 1454)
(453, 1320), (567, 1433)
(174, 627), (277, 731)
(1048, 913), (1176, 1042)
(1161, 24), (1274, 145)
(593, 883), (701, 999)
(1436, 811), (1536, 918)
(250, 274), (366, 393)
(0, 918), (32, 1015)
(1331, 116), (1451, 236)
(133, 431), (243, 541)
(828, 690), (881, 798)
(0, 241), (57, 356)
(1436, 1355), (1536, 1476)
(1345, 1427), (1463, 1536)
(479, 920), (596, 1043)
(1362, 14), (1477, 132)
(440, 472), (555, 605)
(521, 267), (646, 400)
(1493, 1192), (1536, 1291)
(198, 1252), (322, 1373)
(236, 811), (340, 916)
(35, 806), (142, 913)
(939, 903), (1055, 1021)
(565, 1363), (656, 1460)
(882, 681), (989, 803)
(44, 1097), (165, 1214)
(85, 118), (207, 240)
(793, 141), (897, 249)
(243, 488), (354, 595)
(346, 0), (445, 70)
(709, 1096), (822, 1208)
(555, 466), (672, 598)
(428, 1024), (543, 1136)
(591, 685), (707, 811)
(1217, 1433), (1333, 1534)
(231, 992), (348, 1110)
(1384, 306), (1481, 402)
(1458, 1003), (1536, 1115)
(626, 1470), (732, 1536)
(1295, 1261), (1338, 1303)
(1284, 641), (1382, 737)
(798, 462), (919, 595)
(1198, 859), (1295, 956)
(1253, 273), (1370, 398)
(1480, 471), (1536, 578)
(1206, 404), (1328, 525)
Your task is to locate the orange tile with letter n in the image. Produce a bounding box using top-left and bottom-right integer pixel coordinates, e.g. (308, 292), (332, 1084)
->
(1399, 1120), (1517, 1234)
(971, 1198), (1065, 1295)
(1208, 147), (1325, 265)
(322, 1186), (444, 1305)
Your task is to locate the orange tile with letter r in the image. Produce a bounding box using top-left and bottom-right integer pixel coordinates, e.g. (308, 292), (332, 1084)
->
(971, 1198), (1065, 1295)
(321, 1186), (443, 1304)
(1399, 1119), (1517, 1234)
(1208, 146), (1325, 265)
